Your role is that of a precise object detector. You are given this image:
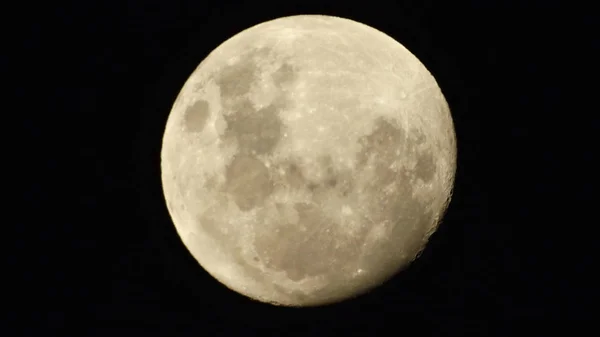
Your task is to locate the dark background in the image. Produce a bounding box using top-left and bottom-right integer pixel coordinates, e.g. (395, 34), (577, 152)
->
(9, 0), (595, 336)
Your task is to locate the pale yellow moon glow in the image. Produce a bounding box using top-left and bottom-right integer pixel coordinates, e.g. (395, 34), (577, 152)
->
(160, 15), (457, 307)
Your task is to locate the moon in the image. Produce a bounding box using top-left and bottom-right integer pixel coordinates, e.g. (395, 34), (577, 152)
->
(160, 15), (457, 306)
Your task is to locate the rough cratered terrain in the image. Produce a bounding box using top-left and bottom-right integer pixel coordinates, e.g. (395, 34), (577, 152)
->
(161, 15), (456, 306)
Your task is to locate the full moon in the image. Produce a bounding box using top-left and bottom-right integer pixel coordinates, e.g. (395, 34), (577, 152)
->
(161, 15), (456, 306)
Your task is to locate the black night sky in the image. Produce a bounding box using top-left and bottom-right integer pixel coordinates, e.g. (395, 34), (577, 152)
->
(10, 0), (595, 336)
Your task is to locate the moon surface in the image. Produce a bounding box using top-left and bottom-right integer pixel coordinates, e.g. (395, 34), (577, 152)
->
(160, 15), (457, 306)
